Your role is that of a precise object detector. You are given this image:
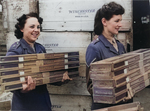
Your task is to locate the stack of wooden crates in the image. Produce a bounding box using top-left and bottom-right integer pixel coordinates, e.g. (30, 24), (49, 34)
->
(90, 49), (150, 104)
(0, 51), (80, 93)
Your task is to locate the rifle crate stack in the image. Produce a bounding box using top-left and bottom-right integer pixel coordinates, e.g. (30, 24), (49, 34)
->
(90, 49), (150, 104)
(0, 51), (80, 93)
(93, 102), (144, 111)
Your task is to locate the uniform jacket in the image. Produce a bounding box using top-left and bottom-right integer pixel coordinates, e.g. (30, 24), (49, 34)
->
(86, 34), (126, 94)
(6, 39), (52, 111)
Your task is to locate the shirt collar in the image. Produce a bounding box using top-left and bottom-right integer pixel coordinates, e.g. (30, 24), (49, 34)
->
(20, 38), (35, 54)
(98, 34), (119, 54)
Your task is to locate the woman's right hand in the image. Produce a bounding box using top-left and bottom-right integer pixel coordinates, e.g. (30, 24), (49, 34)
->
(21, 76), (36, 93)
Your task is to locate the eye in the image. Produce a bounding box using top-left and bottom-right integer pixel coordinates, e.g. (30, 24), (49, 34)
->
(30, 25), (34, 28)
(37, 26), (40, 29)
(115, 20), (120, 22)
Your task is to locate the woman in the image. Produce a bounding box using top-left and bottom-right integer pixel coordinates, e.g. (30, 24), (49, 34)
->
(6, 12), (71, 111)
(85, 2), (133, 110)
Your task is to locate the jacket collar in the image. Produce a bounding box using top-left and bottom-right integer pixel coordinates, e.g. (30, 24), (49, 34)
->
(98, 34), (119, 54)
(20, 39), (35, 54)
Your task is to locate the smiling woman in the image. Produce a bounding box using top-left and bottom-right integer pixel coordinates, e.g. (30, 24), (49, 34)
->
(21, 17), (41, 45)
(85, 2), (133, 110)
(6, 12), (52, 111)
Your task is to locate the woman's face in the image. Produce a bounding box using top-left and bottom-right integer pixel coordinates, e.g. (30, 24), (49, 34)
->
(102, 15), (122, 35)
(21, 17), (40, 43)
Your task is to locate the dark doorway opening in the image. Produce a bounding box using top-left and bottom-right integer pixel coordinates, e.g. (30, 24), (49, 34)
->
(133, 0), (150, 50)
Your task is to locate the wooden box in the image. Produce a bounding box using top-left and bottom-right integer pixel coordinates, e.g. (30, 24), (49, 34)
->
(92, 68), (142, 87)
(127, 73), (148, 97)
(93, 102), (143, 111)
(1, 68), (79, 83)
(1, 69), (79, 92)
(130, 48), (150, 59)
(127, 73), (148, 87)
(0, 51), (79, 63)
(90, 54), (140, 72)
(31, 61), (79, 73)
(0, 57), (79, 69)
(90, 61), (143, 79)
(93, 89), (127, 104)
(93, 84), (127, 95)
(0, 61), (79, 76)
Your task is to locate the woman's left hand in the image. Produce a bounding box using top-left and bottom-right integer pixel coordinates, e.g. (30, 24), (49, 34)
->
(21, 76), (36, 93)
(62, 71), (72, 82)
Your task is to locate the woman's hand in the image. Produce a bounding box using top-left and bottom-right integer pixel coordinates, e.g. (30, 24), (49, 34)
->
(21, 76), (36, 93)
(62, 71), (72, 82)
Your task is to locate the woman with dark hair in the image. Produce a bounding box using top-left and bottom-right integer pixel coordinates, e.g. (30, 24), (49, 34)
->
(6, 12), (71, 111)
(86, 2), (133, 110)
(6, 12), (52, 111)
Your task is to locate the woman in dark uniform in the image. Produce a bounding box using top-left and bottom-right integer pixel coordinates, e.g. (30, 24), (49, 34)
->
(6, 12), (71, 111)
(6, 12), (52, 111)
(85, 2), (133, 110)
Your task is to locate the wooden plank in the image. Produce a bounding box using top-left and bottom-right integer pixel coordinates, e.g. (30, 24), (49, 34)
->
(39, 0), (131, 31)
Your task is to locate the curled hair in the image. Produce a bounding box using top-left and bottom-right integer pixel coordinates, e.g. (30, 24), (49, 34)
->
(94, 2), (125, 35)
(14, 12), (43, 39)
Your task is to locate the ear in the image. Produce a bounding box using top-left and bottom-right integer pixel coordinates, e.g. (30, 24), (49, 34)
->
(20, 29), (24, 32)
(101, 18), (107, 26)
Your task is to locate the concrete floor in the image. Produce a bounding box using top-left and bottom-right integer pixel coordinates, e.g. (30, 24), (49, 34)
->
(134, 87), (150, 111)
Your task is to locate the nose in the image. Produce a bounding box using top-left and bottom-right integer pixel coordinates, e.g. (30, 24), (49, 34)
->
(118, 21), (122, 27)
(34, 27), (39, 31)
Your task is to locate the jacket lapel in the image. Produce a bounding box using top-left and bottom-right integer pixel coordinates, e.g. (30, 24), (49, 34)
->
(34, 43), (44, 53)
(99, 35), (119, 55)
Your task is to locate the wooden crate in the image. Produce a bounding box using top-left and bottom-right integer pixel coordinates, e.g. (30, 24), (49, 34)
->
(93, 89), (127, 104)
(130, 48), (150, 59)
(31, 61), (79, 73)
(1, 68), (79, 83)
(0, 61), (79, 76)
(127, 72), (149, 97)
(92, 68), (142, 87)
(90, 54), (141, 72)
(39, 0), (131, 32)
(90, 60), (143, 78)
(0, 52), (79, 63)
(93, 84), (127, 95)
(0, 57), (79, 69)
(93, 102), (143, 111)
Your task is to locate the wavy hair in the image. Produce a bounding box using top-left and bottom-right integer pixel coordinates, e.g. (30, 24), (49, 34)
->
(94, 2), (125, 35)
(14, 12), (43, 39)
